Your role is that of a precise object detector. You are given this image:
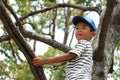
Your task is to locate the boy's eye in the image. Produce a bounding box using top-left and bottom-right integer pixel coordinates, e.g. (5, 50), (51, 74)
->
(75, 27), (86, 30)
(82, 27), (86, 29)
(75, 27), (79, 30)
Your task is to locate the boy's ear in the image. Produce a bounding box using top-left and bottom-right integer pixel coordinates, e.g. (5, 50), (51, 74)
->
(91, 31), (96, 37)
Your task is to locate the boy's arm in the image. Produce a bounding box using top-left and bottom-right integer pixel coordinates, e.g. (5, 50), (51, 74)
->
(32, 53), (77, 67)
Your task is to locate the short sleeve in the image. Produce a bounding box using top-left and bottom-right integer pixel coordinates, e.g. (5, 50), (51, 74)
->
(69, 40), (89, 57)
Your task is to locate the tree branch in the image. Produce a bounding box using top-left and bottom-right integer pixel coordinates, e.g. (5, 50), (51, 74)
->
(20, 3), (102, 21)
(23, 31), (71, 53)
(0, 35), (10, 42)
(0, 30), (71, 53)
(0, 49), (11, 59)
(2, 0), (24, 31)
(8, 41), (17, 63)
(16, 52), (24, 63)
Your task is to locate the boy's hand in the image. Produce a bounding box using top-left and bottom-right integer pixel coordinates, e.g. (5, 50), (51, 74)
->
(32, 57), (45, 67)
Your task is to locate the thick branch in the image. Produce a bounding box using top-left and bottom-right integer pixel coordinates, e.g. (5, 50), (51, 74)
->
(3, 0), (25, 31)
(0, 0), (46, 80)
(23, 31), (71, 53)
(0, 31), (71, 53)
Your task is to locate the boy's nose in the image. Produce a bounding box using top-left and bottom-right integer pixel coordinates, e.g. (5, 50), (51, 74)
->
(78, 29), (82, 32)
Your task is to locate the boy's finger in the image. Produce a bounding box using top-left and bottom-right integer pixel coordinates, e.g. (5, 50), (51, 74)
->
(32, 60), (38, 64)
(32, 61), (38, 66)
(33, 58), (37, 60)
(33, 62), (37, 66)
(32, 61), (40, 67)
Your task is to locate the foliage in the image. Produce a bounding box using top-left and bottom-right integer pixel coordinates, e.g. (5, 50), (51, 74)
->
(113, 54), (120, 80)
(107, 49), (120, 80)
(107, 41), (120, 79)
(74, 0), (96, 6)
(0, 40), (34, 79)
(117, 40), (120, 50)
(0, 58), (34, 80)
(43, 47), (66, 80)
(112, 42), (120, 79)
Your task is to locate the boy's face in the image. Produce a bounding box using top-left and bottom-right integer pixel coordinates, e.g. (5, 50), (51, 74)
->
(75, 22), (96, 41)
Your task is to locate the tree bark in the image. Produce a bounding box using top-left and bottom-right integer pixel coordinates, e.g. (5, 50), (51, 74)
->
(92, 0), (120, 80)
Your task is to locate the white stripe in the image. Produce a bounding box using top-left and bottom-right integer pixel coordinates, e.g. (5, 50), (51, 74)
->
(66, 40), (93, 80)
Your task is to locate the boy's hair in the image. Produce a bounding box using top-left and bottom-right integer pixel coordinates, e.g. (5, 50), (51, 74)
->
(72, 16), (96, 31)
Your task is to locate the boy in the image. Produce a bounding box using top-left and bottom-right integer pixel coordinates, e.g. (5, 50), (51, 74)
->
(32, 16), (96, 80)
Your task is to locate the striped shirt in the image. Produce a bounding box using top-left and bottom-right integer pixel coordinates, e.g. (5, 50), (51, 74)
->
(66, 40), (93, 80)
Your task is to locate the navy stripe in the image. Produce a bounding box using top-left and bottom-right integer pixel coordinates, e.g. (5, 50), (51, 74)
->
(66, 40), (93, 80)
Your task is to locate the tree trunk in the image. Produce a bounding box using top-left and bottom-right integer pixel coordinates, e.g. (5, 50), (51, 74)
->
(92, 1), (120, 80)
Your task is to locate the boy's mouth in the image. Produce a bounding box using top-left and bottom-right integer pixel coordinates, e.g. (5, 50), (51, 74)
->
(77, 34), (82, 35)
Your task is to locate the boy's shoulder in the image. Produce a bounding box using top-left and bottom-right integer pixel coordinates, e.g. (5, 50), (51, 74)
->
(78, 40), (92, 48)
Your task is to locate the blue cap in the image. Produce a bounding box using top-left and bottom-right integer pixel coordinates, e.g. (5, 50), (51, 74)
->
(72, 16), (96, 31)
